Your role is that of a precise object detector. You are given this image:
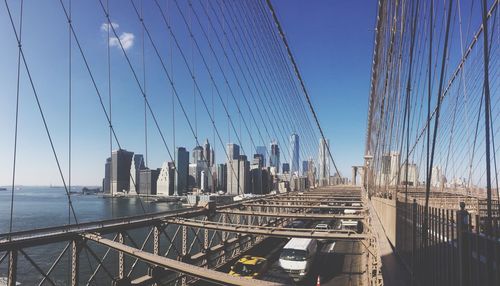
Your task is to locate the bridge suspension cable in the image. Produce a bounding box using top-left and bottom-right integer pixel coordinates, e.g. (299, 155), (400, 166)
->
(264, 0), (341, 177)
(365, 0), (499, 221)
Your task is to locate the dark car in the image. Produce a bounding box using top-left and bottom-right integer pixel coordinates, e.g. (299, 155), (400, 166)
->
(286, 220), (307, 229)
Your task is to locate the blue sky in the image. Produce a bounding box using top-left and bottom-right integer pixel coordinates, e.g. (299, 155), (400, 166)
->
(0, 0), (376, 186)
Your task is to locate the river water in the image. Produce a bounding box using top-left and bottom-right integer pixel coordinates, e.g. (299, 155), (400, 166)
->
(0, 187), (183, 285)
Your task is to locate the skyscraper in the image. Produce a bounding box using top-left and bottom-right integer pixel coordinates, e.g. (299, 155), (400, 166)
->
(253, 154), (264, 169)
(111, 149), (134, 194)
(227, 158), (239, 195)
(239, 155), (250, 194)
(289, 133), (300, 174)
(318, 139), (330, 186)
(203, 139), (212, 167)
(139, 168), (160, 195)
(255, 146), (267, 167)
(191, 146), (204, 164)
(157, 161), (175, 196)
(188, 160), (209, 190)
(390, 152), (400, 186)
(217, 163), (227, 192)
(381, 152), (400, 186)
(188, 163), (198, 189)
(402, 163), (419, 186)
(251, 168), (263, 195)
(431, 166), (442, 188)
(175, 147), (189, 196)
(227, 155), (249, 195)
(226, 143), (240, 195)
(211, 149), (215, 167)
(227, 143), (240, 161)
(261, 168), (271, 194)
(200, 170), (208, 192)
(130, 154), (145, 194)
(282, 163), (290, 174)
(306, 159), (316, 187)
(302, 160), (309, 176)
(102, 157), (111, 194)
(269, 141), (280, 173)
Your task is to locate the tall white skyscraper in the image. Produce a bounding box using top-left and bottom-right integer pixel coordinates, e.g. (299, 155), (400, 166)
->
(157, 161), (174, 196)
(289, 133), (300, 175)
(318, 138), (330, 186)
(431, 166), (442, 188)
(402, 163), (419, 186)
(390, 152), (400, 186)
(380, 152), (400, 186)
(129, 154), (145, 194)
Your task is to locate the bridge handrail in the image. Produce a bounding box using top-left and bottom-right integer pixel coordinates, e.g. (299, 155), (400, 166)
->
(0, 207), (202, 243)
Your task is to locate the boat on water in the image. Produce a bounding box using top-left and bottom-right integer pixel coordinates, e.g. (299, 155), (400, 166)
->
(0, 187), (7, 191)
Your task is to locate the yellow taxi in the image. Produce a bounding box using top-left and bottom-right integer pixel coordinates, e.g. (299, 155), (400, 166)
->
(228, 255), (268, 278)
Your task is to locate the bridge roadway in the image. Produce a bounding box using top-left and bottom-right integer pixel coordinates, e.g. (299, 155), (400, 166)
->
(0, 186), (377, 286)
(205, 237), (367, 286)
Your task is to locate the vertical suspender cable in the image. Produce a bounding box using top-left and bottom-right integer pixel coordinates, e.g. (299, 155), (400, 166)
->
(190, 2), (197, 140)
(68, 5), (72, 282)
(9, 0), (24, 239)
(68, 0), (72, 225)
(481, 0), (493, 237)
(481, 0), (494, 282)
(424, 0), (454, 241)
(142, 0), (148, 168)
(424, 0), (434, 217)
(404, 0), (420, 204)
(106, 0), (114, 217)
(141, 0), (149, 211)
(210, 0), (216, 174)
(169, 0), (177, 196)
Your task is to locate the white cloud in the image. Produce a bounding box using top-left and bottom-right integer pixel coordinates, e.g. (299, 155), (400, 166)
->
(101, 22), (134, 51)
(100, 22), (119, 32)
(109, 32), (135, 51)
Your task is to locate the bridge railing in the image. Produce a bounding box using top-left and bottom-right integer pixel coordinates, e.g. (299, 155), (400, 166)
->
(373, 196), (500, 286)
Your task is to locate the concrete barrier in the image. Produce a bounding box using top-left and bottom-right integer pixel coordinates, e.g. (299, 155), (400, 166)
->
(371, 197), (396, 246)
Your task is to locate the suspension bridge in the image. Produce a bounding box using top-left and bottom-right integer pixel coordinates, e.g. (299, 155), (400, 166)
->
(0, 0), (499, 285)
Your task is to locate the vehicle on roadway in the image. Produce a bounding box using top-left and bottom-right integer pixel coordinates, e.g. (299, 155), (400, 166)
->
(314, 223), (330, 230)
(286, 220), (308, 229)
(341, 219), (364, 233)
(229, 255), (268, 279)
(279, 238), (318, 281)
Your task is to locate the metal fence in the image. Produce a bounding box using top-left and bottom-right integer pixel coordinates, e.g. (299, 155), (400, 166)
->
(394, 199), (500, 286)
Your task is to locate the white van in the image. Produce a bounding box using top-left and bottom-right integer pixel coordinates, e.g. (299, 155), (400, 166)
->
(279, 238), (318, 281)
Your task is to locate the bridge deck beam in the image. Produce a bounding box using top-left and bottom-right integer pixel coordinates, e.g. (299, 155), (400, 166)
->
(217, 209), (365, 220)
(83, 233), (280, 286)
(163, 218), (367, 240)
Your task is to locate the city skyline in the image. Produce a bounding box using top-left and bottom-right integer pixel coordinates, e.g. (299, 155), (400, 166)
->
(101, 133), (333, 196)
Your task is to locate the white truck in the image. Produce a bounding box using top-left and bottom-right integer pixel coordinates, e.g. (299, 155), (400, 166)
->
(279, 238), (318, 281)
